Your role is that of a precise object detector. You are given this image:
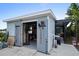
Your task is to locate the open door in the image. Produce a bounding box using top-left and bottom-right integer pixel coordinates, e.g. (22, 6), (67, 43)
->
(23, 21), (37, 46)
(23, 23), (30, 45)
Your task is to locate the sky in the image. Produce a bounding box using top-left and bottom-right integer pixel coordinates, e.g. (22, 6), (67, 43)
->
(0, 3), (70, 29)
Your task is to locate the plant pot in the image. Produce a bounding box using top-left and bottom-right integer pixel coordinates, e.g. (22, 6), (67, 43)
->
(7, 36), (15, 48)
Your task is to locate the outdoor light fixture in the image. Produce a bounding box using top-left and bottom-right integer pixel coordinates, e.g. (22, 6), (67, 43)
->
(38, 21), (46, 29)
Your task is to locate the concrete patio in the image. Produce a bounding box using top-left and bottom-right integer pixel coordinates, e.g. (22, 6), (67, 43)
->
(0, 44), (79, 56)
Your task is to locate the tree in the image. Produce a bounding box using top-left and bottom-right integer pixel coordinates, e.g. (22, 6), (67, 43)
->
(66, 3), (79, 45)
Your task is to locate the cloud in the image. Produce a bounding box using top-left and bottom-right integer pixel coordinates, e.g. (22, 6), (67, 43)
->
(0, 20), (7, 29)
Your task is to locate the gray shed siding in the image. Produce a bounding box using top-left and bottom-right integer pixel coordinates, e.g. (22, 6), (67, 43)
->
(15, 21), (23, 46)
(7, 22), (16, 36)
(37, 16), (48, 53)
(48, 16), (55, 52)
(7, 21), (23, 46)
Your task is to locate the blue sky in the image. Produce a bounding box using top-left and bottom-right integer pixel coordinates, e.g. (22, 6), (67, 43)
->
(0, 3), (70, 29)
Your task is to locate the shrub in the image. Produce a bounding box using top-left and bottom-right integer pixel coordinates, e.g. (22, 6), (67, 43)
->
(0, 32), (4, 42)
(0, 32), (8, 42)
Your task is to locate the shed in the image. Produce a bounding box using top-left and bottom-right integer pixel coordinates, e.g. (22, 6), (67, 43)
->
(4, 9), (56, 53)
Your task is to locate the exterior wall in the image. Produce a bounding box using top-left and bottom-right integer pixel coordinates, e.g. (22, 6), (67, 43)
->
(7, 22), (16, 46)
(15, 21), (23, 46)
(37, 16), (48, 53)
(47, 16), (55, 52)
(7, 21), (23, 46)
(7, 22), (16, 36)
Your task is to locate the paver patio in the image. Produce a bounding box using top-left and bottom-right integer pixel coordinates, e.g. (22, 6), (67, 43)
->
(0, 44), (79, 56)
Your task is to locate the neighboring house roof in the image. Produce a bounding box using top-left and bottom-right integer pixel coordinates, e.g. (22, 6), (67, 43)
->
(56, 19), (70, 27)
(4, 9), (56, 22)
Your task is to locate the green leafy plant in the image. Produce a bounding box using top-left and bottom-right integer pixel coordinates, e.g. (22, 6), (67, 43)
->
(0, 32), (8, 42)
(0, 32), (4, 42)
(66, 3), (79, 43)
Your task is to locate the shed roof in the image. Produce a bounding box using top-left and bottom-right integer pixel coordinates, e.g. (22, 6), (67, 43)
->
(4, 9), (56, 22)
